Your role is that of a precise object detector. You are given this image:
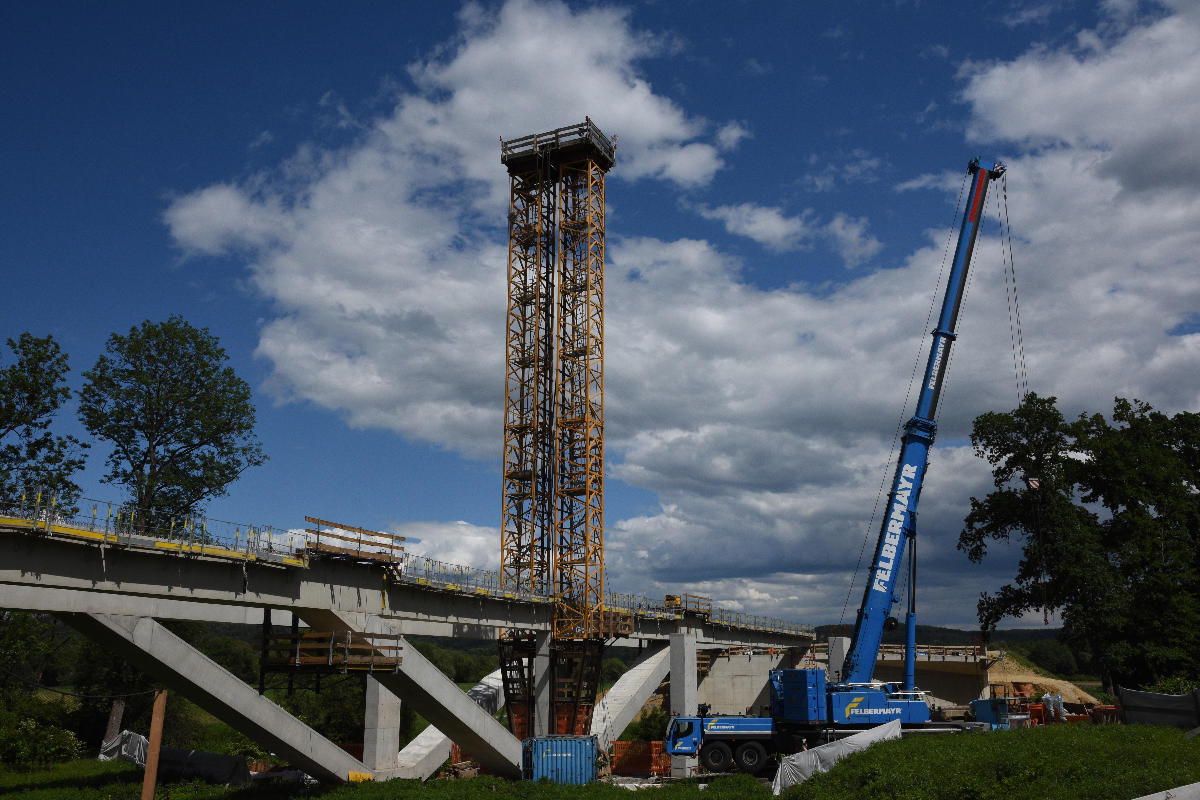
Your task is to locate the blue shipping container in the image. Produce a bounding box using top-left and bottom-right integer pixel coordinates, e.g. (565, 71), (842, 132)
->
(522, 736), (598, 784)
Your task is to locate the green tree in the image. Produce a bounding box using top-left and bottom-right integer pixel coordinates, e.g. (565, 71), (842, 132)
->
(78, 316), (266, 529)
(0, 612), (78, 698)
(602, 657), (627, 686)
(1023, 640), (1079, 677)
(0, 333), (86, 506)
(275, 676), (366, 745)
(959, 393), (1200, 691)
(619, 707), (670, 741)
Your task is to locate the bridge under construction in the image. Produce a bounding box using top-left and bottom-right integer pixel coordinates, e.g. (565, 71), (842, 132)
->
(0, 497), (812, 781)
(0, 122), (1004, 784)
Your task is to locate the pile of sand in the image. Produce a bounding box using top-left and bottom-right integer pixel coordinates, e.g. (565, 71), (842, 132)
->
(986, 653), (1100, 705)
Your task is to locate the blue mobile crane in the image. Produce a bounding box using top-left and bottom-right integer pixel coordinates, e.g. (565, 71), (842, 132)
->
(665, 159), (1006, 774)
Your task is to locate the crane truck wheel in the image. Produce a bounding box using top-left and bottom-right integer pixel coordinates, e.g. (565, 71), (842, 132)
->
(699, 741), (733, 772)
(734, 741), (768, 773)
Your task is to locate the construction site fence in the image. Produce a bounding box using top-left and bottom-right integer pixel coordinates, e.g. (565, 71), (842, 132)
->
(609, 740), (670, 777)
(1, 489), (813, 639)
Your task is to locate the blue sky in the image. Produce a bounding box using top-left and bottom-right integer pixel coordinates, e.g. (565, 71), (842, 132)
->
(5, 0), (1199, 628)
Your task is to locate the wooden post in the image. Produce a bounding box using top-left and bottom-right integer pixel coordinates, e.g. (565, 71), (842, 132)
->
(141, 689), (167, 800)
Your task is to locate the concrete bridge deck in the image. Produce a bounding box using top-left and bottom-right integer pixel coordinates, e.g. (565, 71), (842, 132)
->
(0, 513), (810, 647)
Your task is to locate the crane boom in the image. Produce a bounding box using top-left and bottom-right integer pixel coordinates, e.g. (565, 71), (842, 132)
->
(663, 160), (1007, 764)
(840, 158), (1005, 685)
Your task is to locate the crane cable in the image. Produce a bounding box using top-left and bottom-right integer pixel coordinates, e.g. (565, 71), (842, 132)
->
(909, 169), (1030, 606)
(838, 169), (970, 628)
(934, 169), (1031, 426)
(996, 172), (1045, 621)
(943, 172), (1027, 416)
(1000, 172), (1029, 404)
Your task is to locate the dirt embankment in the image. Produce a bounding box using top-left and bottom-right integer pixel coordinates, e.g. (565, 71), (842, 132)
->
(987, 653), (1100, 705)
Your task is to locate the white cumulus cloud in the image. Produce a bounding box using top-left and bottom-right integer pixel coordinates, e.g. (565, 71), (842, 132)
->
(163, 0), (1200, 627)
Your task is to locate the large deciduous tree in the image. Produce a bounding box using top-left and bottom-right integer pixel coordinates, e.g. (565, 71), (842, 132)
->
(959, 393), (1200, 691)
(0, 333), (86, 506)
(78, 316), (266, 529)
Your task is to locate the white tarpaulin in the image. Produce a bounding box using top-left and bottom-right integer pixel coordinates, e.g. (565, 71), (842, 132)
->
(771, 719), (902, 795)
(98, 729), (148, 768)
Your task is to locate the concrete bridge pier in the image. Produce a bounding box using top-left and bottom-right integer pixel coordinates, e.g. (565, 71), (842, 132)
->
(533, 630), (552, 737)
(364, 677), (402, 772)
(669, 631), (698, 778)
(385, 669), (505, 780)
(697, 647), (805, 716)
(828, 636), (850, 682)
(302, 608), (522, 779)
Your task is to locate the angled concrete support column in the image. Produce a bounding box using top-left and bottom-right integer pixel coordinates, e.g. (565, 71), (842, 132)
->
(591, 643), (670, 749)
(63, 613), (368, 783)
(373, 647), (520, 778)
(387, 669), (504, 781)
(299, 609), (520, 778)
(364, 677), (402, 771)
(533, 630), (552, 737)
(669, 631), (698, 778)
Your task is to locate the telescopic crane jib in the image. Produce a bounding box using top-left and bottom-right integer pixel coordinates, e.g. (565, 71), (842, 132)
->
(841, 158), (1005, 688)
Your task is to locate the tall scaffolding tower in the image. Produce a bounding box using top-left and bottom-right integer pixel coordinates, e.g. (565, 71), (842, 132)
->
(499, 119), (614, 738)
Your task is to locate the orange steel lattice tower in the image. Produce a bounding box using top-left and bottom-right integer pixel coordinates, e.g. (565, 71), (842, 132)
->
(498, 120), (614, 738)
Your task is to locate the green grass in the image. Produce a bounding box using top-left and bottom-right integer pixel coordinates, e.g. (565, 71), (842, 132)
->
(0, 759), (143, 799)
(0, 761), (769, 799)
(293, 773), (771, 799)
(0, 759), (325, 799)
(5, 727), (1198, 800)
(782, 724), (1200, 800)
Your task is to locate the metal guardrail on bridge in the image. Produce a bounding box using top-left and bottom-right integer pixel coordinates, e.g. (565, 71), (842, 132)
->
(0, 491), (304, 567)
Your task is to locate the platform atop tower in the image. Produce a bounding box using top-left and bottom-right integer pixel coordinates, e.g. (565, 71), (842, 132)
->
(500, 118), (615, 174)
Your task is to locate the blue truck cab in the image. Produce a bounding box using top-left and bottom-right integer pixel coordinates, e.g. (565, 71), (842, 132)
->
(664, 713), (775, 772)
(665, 715), (775, 755)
